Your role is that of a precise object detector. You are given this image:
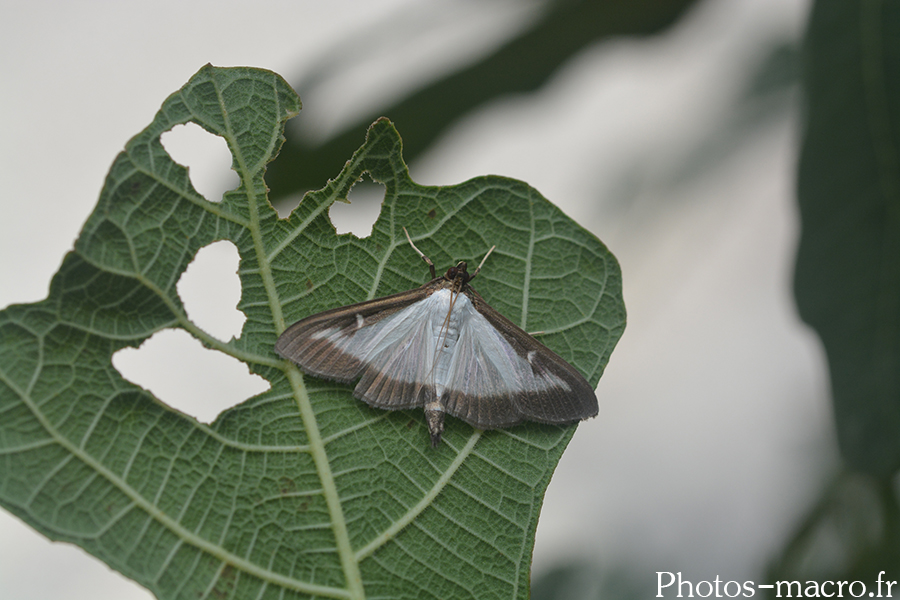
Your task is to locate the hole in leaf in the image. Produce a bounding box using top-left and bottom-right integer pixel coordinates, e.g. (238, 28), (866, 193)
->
(330, 175), (385, 237)
(160, 123), (238, 202)
(273, 192), (304, 218)
(177, 241), (244, 340)
(113, 329), (269, 424)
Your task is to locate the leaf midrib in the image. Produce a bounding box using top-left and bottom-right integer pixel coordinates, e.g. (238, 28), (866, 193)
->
(214, 74), (366, 598)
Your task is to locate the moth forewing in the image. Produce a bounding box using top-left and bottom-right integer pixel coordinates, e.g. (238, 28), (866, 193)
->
(274, 286), (431, 383)
(443, 286), (598, 428)
(275, 244), (599, 447)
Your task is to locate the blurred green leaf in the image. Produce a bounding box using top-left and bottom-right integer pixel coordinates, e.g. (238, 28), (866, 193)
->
(766, 470), (900, 593)
(266, 0), (700, 204)
(795, 0), (900, 475)
(532, 563), (602, 600)
(0, 65), (624, 599)
(532, 562), (647, 600)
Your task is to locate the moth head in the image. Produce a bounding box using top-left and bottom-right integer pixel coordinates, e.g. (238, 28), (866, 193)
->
(444, 261), (470, 284)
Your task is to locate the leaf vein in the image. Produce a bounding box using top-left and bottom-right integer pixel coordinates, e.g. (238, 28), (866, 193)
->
(354, 432), (480, 561)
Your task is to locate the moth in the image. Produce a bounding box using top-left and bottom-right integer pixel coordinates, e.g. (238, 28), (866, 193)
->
(275, 229), (598, 447)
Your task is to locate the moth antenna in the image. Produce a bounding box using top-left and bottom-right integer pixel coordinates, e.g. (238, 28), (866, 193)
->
(403, 227), (436, 279)
(470, 245), (496, 281)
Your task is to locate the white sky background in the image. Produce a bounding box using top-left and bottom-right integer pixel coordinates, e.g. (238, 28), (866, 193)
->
(0, 0), (831, 598)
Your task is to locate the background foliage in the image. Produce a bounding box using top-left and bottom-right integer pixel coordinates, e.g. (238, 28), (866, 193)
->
(770, 0), (900, 589)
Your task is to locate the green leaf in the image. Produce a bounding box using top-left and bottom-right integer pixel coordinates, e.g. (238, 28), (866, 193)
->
(794, 0), (900, 475)
(0, 65), (625, 599)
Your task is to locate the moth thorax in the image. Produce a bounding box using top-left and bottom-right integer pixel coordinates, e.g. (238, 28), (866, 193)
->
(430, 289), (463, 398)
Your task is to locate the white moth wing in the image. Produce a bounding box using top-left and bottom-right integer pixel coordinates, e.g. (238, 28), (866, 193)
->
(278, 289), (457, 410)
(439, 287), (599, 429)
(329, 293), (445, 408)
(274, 286), (429, 387)
(449, 297), (568, 394)
(439, 295), (578, 429)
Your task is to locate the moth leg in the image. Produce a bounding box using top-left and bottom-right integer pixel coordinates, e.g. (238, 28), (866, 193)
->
(403, 226), (436, 279)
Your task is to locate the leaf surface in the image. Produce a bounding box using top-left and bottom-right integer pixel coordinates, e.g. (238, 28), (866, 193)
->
(0, 65), (625, 599)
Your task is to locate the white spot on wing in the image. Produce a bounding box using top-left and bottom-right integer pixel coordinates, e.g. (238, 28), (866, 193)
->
(311, 327), (341, 340)
(355, 313), (365, 329)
